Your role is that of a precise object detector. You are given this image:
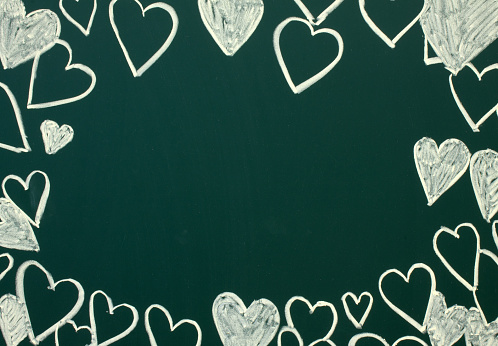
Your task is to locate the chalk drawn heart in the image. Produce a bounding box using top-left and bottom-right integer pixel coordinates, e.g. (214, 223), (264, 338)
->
(378, 263), (437, 333)
(348, 333), (429, 346)
(145, 304), (202, 346)
(465, 307), (498, 344)
(2, 170), (50, 228)
(277, 326), (304, 346)
(55, 320), (95, 346)
(473, 249), (498, 325)
(449, 63), (498, 132)
(414, 137), (470, 206)
(89, 290), (139, 346)
(359, 0), (428, 48)
(0, 82), (30, 153)
(199, 0), (263, 56)
(426, 291), (467, 346)
(40, 120), (74, 155)
(0, 5), (61, 69)
(0, 198), (38, 252)
(28, 40), (96, 109)
(0, 293), (31, 346)
(109, 0), (178, 77)
(433, 223), (480, 291)
(293, 0), (344, 26)
(0, 253), (13, 281)
(470, 150), (498, 223)
(341, 291), (373, 329)
(15, 260), (85, 345)
(212, 292), (280, 346)
(273, 17), (343, 94)
(59, 0), (97, 36)
(420, 0), (498, 74)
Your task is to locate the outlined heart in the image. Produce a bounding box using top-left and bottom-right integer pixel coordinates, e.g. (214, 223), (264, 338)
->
(426, 291), (467, 346)
(293, 0), (344, 26)
(145, 304), (202, 346)
(470, 149), (498, 222)
(0, 198), (39, 252)
(473, 249), (498, 325)
(109, 0), (178, 77)
(273, 17), (343, 94)
(433, 223), (481, 291)
(0, 82), (31, 153)
(359, 0), (428, 48)
(2, 170), (50, 228)
(0, 293), (31, 346)
(89, 290), (139, 346)
(449, 63), (498, 132)
(15, 260), (85, 345)
(348, 333), (429, 346)
(341, 291), (373, 329)
(40, 120), (74, 155)
(198, 0), (264, 56)
(28, 39), (96, 109)
(414, 137), (471, 206)
(465, 307), (498, 344)
(378, 262), (437, 333)
(212, 292), (280, 346)
(55, 320), (95, 346)
(59, 0), (97, 36)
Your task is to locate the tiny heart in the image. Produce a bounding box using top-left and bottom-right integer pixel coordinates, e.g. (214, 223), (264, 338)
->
(414, 137), (470, 206)
(470, 149), (498, 222)
(199, 0), (264, 56)
(341, 291), (373, 329)
(348, 333), (429, 346)
(0, 82), (31, 153)
(212, 292), (280, 346)
(0, 198), (39, 252)
(59, 0), (97, 36)
(273, 17), (343, 94)
(145, 304), (202, 346)
(41, 120), (74, 155)
(465, 307), (498, 344)
(0, 293), (31, 346)
(473, 249), (498, 325)
(293, 0), (344, 25)
(55, 320), (95, 346)
(426, 291), (467, 346)
(2, 170), (50, 228)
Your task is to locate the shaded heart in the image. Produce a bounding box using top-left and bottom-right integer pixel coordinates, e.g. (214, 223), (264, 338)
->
(378, 262), (437, 333)
(109, 0), (178, 77)
(28, 39), (96, 109)
(470, 149), (498, 223)
(0, 198), (38, 252)
(465, 307), (498, 345)
(2, 170), (50, 228)
(59, 0), (97, 36)
(426, 291), (467, 346)
(473, 249), (498, 325)
(359, 0), (427, 48)
(212, 292), (280, 346)
(198, 0), (263, 56)
(0, 82), (31, 153)
(41, 120), (74, 155)
(0, 6), (61, 69)
(273, 17), (343, 94)
(15, 260), (85, 344)
(89, 290), (139, 346)
(293, 0), (344, 26)
(420, 0), (498, 74)
(0, 293), (31, 346)
(341, 291), (373, 329)
(414, 137), (470, 206)
(55, 320), (95, 346)
(433, 223), (480, 291)
(145, 304), (202, 346)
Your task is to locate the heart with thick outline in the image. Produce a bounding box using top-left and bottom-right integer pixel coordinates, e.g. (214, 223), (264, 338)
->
(341, 291), (373, 329)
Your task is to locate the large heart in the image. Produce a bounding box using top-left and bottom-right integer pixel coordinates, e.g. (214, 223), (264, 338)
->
(0, 198), (38, 252)
(40, 120), (74, 155)
(419, 0), (498, 74)
(198, 0), (264, 56)
(0, 293), (31, 346)
(341, 291), (373, 329)
(426, 291), (467, 346)
(212, 292), (280, 346)
(414, 137), (470, 206)
(465, 307), (498, 345)
(0, 6), (61, 69)
(470, 149), (498, 222)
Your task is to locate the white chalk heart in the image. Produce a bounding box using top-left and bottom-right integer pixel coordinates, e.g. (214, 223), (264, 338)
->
(341, 291), (373, 329)
(426, 291), (467, 346)
(0, 198), (39, 252)
(473, 249), (498, 325)
(293, 0), (344, 26)
(273, 17), (344, 94)
(0, 253), (13, 281)
(109, 0), (178, 77)
(348, 333), (429, 346)
(277, 326), (304, 346)
(59, 0), (97, 36)
(55, 320), (95, 346)
(470, 149), (498, 223)
(0, 82), (31, 153)
(0, 293), (31, 346)
(465, 307), (498, 343)
(40, 120), (74, 155)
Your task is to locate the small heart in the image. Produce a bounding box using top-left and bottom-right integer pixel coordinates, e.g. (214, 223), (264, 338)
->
(0, 198), (39, 252)
(41, 120), (74, 155)
(109, 0), (178, 77)
(0, 82), (31, 153)
(293, 0), (344, 25)
(145, 304), (202, 346)
(341, 291), (373, 329)
(473, 249), (498, 325)
(0, 293), (31, 346)
(348, 333), (429, 346)
(2, 170), (50, 228)
(59, 0), (97, 36)
(273, 17), (343, 94)
(414, 137), (470, 206)
(470, 149), (498, 222)
(426, 291), (467, 346)
(212, 292), (280, 346)
(465, 307), (498, 344)
(55, 320), (95, 346)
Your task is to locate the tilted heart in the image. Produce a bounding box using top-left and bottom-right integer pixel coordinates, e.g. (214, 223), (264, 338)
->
(473, 249), (498, 325)
(41, 120), (74, 155)
(15, 260), (85, 345)
(273, 17), (343, 94)
(59, 0), (97, 36)
(414, 137), (470, 206)
(89, 290), (139, 346)
(426, 291), (467, 346)
(212, 292), (280, 346)
(293, 0), (344, 26)
(0, 293), (31, 346)
(0, 82), (31, 153)
(470, 149), (498, 222)
(2, 170), (50, 228)
(420, 0), (498, 74)
(55, 320), (95, 346)
(341, 291), (373, 329)
(109, 0), (178, 77)
(465, 307), (498, 344)
(145, 304), (202, 346)
(0, 198), (38, 252)
(199, 0), (264, 56)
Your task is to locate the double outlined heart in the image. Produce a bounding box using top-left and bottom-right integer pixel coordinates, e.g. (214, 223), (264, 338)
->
(0, 83), (31, 153)
(348, 333), (429, 346)
(292, 0), (344, 26)
(59, 0), (97, 36)
(341, 291), (373, 329)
